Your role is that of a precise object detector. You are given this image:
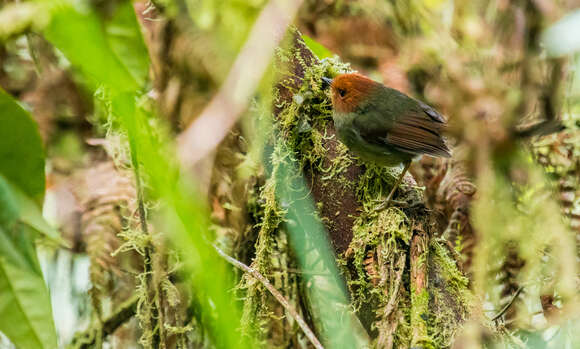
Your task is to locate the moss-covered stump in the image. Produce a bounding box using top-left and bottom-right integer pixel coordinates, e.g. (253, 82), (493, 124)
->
(212, 29), (471, 348)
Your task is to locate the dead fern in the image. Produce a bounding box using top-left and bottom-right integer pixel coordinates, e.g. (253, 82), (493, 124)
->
(74, 161), (138, 321)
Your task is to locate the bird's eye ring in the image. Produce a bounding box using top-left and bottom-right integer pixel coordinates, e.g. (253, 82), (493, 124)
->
(337, 88), (347, 97)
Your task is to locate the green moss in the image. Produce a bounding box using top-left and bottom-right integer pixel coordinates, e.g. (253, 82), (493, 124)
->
(411, 289), (434, 348)
(320, 141), (354, 183)
(431, 240), (469, 291)
(427, 240), (471, 348)
(349, 208), (410, 287)
(239, 161), (284, 339)
(357, 164), (404, 211)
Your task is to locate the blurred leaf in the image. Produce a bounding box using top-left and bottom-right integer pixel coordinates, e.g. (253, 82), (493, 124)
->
(0, 175), (64, 245)
(0, 86), (58, 349)
(0, 89), (63, 243)
(423, 0), (447, 10)
(274, 144), (370, 348)
(302, 35), (333, 59)
(0, 174), (19, 228)
(113, 97), (251, 349)
(104, 0), (150, 87)
(572, 54), (580, 95)
(542, 9), (580, 57)
(516, 329), (548, 349)
(0, 2), (53, 41)
(43, 2), (138, 92)
(0, 224), (57, 349)
(0, 88), (45, 204)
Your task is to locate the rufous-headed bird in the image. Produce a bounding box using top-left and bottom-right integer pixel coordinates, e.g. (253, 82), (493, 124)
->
(322, 73), (451, 208)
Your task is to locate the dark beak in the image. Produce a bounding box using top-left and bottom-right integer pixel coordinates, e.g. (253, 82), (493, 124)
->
(321, 76), (333, 89)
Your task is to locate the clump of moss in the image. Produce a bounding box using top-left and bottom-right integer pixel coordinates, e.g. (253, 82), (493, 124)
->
(427, 240), (471, 347)
(349, 209), (410, 298)
(276, 55), (350, 172)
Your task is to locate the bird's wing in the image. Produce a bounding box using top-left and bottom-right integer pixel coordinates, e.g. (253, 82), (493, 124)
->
(353, 102), (451, 158)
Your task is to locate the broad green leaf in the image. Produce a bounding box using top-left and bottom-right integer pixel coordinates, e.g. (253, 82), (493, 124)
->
(0, 88), (45, 204)
(0, 226), (57, 349)
(105, 0), (150, 87)
(302, 35), (334, 59)
(0, 174), (64, 244)
(542, 9), (580, 57)
(274, 143), (370, 348)
(0, 175), (19, 228)
(0, 91), (58, 348)
(44, 2), (139, 92)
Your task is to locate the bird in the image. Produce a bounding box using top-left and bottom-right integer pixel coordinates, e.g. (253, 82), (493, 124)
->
(322, 73), (451, 208)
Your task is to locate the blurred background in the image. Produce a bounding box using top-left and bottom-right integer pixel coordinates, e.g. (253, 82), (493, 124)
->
(0, 0), (579, 348)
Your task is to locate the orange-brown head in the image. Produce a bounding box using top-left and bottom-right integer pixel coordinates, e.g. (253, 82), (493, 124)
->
(324, 73), (381, 114)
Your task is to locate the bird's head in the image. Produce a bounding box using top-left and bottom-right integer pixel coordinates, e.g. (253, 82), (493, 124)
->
(322, 73), (380, 114)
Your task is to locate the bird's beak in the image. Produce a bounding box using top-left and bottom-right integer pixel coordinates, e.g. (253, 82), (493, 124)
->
(321, 76), (333, 89)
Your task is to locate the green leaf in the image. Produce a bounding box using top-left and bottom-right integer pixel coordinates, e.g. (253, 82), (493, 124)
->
(0, 174), (65, 245)
(0, 175), (19, 228)
(43, 3), (139, 92)
(274, 144), (370, 348)
(542, 9), (580, 57)
(0, 88), (45, 204)
(0, 226), (57, 349)
(0, 70), (58, 349)
(302, 35), (334, 59)
(104, 0), (150, 87)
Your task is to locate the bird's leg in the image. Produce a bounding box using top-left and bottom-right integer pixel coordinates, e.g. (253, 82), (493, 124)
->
(377, 160), (412, 210)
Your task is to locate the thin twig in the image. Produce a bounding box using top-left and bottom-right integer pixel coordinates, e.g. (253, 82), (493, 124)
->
(491, 286), (524, 322)
(212, 244), (324, 349)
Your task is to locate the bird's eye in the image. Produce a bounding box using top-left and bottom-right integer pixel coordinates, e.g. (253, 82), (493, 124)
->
(337, 88), (347, 97)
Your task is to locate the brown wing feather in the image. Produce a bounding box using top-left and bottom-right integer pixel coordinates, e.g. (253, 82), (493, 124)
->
(386, 112), (451, 157)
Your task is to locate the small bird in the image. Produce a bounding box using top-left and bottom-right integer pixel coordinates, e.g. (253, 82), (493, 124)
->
(322, 73), (451, 208)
